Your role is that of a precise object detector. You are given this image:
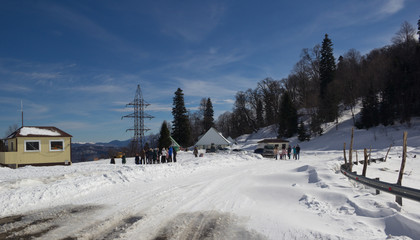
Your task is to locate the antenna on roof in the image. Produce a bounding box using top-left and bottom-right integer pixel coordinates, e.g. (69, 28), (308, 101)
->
(21, 100), (24, 127)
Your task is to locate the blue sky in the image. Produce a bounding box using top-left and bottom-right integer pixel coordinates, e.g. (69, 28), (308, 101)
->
(1, 0), (419, 143)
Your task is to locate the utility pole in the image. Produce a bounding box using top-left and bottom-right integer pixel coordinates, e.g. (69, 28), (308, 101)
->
(122, 84), (154, 151)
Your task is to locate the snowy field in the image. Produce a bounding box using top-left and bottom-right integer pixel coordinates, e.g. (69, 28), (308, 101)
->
(1, 118), (420, 239)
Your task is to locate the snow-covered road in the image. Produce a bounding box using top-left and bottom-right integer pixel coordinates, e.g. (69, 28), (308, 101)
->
(1, 150), (420, 239)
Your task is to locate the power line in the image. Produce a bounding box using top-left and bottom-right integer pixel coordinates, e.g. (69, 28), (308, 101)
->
(122, 84), (154, 149)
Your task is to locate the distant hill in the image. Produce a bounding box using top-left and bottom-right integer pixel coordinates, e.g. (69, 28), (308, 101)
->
(95, 139), (132, 148)
(71, 139), (131, 162)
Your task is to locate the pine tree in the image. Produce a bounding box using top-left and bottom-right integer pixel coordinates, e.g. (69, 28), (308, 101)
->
(360, 85), (379, 129)
(417, 16), (420, 42)
(203, 98), (214, 131)
(379, 82), (395, 126)
(297, 120), (309, 142)
(278, 92), (298, 138)
(158, 121), (172, 149)
(319, 34), (337, 122)
(172, 88), (191, 147)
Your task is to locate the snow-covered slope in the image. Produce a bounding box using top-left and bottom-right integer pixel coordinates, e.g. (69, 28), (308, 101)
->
(1, 114), (419, 239)
(237, 104), (420, 152)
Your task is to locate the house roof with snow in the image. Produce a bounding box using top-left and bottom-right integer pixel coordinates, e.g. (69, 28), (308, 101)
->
(195, 127), (231, 147)
(257, 138), (289, 144)
(6, 126), (72, 139)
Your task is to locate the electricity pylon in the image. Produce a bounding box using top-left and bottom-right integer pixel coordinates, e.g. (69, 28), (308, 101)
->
(122, 84), (154, 150)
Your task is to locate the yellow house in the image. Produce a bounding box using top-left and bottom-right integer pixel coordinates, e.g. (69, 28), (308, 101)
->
(0, 126), (72, 168)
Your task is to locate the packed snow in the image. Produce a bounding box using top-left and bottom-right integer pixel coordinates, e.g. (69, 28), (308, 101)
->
(1, 117), (420, 239)
(18, 127), (61, 136)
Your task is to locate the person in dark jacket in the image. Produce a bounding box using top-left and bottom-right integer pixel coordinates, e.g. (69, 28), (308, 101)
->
(193, 146), (198, 157)
(296, 144), (301, 160)
(152, 149), (157, 164)
(135, 153), (140, 165)
(173, 147), (177, 162)
(147, 148), (154, 164)
(287, 145), (292, 159)
(110, 156), (115, 164)
(140, 149), (146, 164)
(122, 154), (126, 164)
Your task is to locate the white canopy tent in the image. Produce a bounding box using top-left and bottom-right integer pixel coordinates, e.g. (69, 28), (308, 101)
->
(195, 127), (231, 149)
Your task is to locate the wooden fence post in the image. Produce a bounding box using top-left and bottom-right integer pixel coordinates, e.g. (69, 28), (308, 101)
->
(349, 128), (354, 172)
(343, 143), (348, 167)
(355, 150), (358, 165)
(362, 148), (368, 177)
(396, 131), (408, 206)
(384, 144), (392, 162)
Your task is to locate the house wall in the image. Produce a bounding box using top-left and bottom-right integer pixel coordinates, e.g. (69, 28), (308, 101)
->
(0, 152), (18, 165)
(7, 138), (17, 151)
(198, 144), (230, 150)
(1, 137), (72, 167)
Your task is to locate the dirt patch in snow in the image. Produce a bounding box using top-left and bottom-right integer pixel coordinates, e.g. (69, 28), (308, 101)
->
(0, 205), (145, 240)
(152, 211), (267, 240)
(0, 205), (100, 239)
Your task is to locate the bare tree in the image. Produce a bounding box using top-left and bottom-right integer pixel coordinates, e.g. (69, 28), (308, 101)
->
(289, 45), (321, 110)
(335, 49), (362, 124)
(216, 111), (233, 138)
(392, 21), (416, 45)
(5, 124), (19, 138)
(257, 78), (283, 126)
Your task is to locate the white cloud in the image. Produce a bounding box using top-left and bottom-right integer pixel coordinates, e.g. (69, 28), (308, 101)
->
(176, 78), (236, 98)
(0, 84), (32, 92)
(302, 0), (406, 35)
(69, 84), (126, 94)
(52, 121), (92, 130)
(181, 51), (243, 71)
(40, 3), (147, 58)
(379, 0), (405, 15)
(155, 1), (226, 42)
(213, 99), (235, 105)
(146, 103), (172, 112)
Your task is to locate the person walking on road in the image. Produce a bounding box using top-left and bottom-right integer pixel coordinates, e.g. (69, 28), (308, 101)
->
(296, 144), (301, 160)
(193, 146), (198, 157)
(173, 147), (177, 162)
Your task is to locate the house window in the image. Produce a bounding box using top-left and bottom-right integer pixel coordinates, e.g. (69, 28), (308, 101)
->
(25, 140), (41, 152)
(50, 140), (64, 151)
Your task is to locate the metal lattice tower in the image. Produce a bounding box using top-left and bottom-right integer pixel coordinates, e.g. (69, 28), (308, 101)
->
(122, 84), (154, 149)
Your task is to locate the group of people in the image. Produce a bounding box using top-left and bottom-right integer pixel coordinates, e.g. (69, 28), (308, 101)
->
(110, 146), (177, 165)
(274, 144), (300, 160)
